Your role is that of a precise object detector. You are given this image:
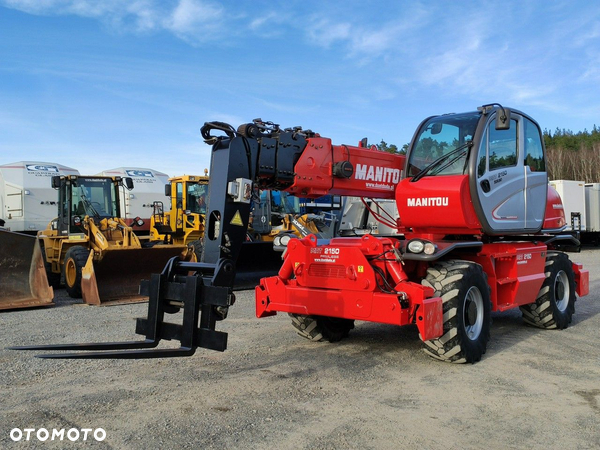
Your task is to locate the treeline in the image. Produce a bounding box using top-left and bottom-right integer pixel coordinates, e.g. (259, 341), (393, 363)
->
(544, 127), (600, 182)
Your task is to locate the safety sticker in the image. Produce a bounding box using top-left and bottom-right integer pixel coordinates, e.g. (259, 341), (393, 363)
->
(230, 210), (244, 226)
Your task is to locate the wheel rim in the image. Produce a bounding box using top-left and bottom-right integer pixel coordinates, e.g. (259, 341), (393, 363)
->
(463, 286), (484, 340)
(65, 258), (77, 288)
(554, 270), (570, 312)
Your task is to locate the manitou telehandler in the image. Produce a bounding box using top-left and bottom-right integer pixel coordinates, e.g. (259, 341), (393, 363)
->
(13, 105), (589, 363)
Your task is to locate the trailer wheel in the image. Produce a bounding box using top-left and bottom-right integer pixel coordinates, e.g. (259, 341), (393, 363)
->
(289, 313), (354, 343)
(519, 253), (576, 329)
(63, 246), (90, 298)
(421, 260), (491, 363)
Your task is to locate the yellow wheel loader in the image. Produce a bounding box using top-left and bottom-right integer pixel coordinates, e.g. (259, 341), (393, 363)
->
(39, 175), (190, 305)
(149, 173), (209, 252)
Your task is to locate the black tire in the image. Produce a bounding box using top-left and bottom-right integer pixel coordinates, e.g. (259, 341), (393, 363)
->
(421, 260), (491, 364)
(62, 246), (90, 298)
(519, 252), (576, 329)
(39, 243), (61, 288)
(289, 313), (354, 343)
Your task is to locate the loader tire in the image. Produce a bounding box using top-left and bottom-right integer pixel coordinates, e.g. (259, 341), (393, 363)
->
(63, 246), (90, 299)
(39, 243), (61, 288)
(421, 260), (491, 364)
(519, 252), (576, 329)
(289, 313), (354, 343)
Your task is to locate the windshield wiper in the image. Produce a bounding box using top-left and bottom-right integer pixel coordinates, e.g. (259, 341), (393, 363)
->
(410, 141), (473, 182)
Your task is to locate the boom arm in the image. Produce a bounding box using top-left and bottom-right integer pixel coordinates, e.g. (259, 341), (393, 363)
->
(200, 120), (405, 276)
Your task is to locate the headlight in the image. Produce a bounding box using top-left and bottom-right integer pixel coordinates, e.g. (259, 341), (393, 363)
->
(280, 234), (292, 246)
(407, 239), (436, 255)
(407, 239), (424, 253)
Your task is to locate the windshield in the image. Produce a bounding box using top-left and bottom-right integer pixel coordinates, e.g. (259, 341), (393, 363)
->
(72, 178), (118, 218)
(187, 182), (208, 214)
(407, 112), (480, 177)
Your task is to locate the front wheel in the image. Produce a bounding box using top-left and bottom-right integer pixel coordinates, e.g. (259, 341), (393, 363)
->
(289, 314), (354, 343)
(421, 260), (491, 364)
(519, 252), (576, 329)
(62, 246), (90, 298)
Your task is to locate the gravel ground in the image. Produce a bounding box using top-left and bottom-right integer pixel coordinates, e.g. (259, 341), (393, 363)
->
(1, 249), (599, 450)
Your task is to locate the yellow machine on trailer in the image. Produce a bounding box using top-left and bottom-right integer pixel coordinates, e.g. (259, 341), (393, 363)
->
(39, 174), (189, 305)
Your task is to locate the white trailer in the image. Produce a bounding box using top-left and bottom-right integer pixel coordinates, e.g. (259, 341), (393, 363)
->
(549, 180), (586, 232)
(97, 167), (170, 233)
(0, 161), (80, 233)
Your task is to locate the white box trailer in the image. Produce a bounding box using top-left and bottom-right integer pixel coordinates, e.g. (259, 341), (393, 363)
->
(0, 161), (80, 233)
(585, 183), (600, 234)
(97, 167), (170, 233)
(549, 180), (586, 232)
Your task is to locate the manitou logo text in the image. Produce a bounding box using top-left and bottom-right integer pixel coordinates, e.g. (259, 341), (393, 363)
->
(407, 197), (449, 207)
(355, 164), (401, 184)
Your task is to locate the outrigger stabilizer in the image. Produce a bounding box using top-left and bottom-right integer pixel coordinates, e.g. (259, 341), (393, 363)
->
(8, 256), (234, 358)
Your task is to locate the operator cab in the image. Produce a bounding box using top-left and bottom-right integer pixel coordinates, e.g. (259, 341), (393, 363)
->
(400, 105), (548, 235)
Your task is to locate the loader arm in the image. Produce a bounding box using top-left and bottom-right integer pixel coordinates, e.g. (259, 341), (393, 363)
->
(10, 119), (405, 358)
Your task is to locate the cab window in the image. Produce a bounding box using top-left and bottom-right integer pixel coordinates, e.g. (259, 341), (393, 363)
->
(488, 119), (517, 171)
(524, 118), (545, 172)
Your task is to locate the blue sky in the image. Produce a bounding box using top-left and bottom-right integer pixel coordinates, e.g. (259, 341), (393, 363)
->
(1, 0), (599, 177)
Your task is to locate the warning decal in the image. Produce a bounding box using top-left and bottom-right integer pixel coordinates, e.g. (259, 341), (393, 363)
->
(230, 210), (244, 226)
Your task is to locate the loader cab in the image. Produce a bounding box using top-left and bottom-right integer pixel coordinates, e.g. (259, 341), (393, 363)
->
(401, 105), (548, 235)
(54, 176), (121, 235)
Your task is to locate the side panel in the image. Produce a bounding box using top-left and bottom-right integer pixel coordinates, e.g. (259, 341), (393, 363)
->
(468, 242), (547, 311)
(396, 175), (481, 233)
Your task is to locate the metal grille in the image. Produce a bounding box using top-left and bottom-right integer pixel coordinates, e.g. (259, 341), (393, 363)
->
(308, 264), (345, 278)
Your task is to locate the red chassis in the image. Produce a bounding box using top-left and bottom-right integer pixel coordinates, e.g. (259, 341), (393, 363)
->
(257, 234), (589, 342)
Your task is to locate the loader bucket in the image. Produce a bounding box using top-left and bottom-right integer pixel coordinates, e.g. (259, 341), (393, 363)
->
(80, 245), (189, 305)
(233, 241), (283, 290)
(0, 229), (54, 310)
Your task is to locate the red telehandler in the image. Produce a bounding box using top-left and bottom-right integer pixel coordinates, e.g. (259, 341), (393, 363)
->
(12, 105), (589, 363)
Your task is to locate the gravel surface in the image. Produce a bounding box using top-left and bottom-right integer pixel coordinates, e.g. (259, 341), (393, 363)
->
(1, 249), (599, 449)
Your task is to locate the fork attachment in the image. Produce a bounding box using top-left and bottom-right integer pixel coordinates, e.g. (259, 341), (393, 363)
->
(8, 257), (234, 359)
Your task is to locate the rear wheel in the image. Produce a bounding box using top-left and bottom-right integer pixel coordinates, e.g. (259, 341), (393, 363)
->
(421, 260), (491, 363)
(289, 313), (354, 343)
(63, 246), (90, 298)
(519, 253), (576, 329)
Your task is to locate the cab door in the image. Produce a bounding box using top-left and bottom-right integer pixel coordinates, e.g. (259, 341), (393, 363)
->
(474, 113), (527, 234)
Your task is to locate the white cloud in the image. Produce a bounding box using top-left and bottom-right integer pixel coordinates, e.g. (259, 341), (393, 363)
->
(2, 0), (228, 42)
(163, 0), (224, 38)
